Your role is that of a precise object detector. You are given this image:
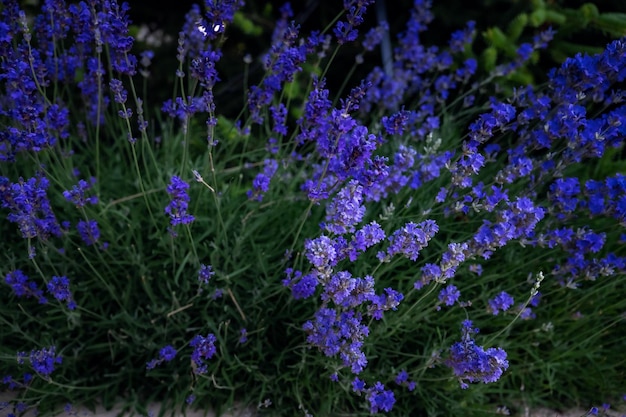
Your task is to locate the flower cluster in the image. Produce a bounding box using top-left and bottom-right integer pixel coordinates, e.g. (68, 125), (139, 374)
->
(351, 378), (396, 413)
(146, 345), (177, 370)
(198, 264), (215, 285)
(303, 307), (369, 373)
(47, 276), (76, 310)
(164, 175), (194, 232)
(76, 219), (101, 246)
(0, 175), (61, 241)
(5, 270), (47, 304)
(247, 159), (279, 202)
(488, 291), (514, 316)
(189, 333), (217, 374)
(394, 370), (417, 391)
(445, 321), (509, 389)
(63, 178), (99, 208)
(378, 220), (438, 262)
(17, 346), (63, 379)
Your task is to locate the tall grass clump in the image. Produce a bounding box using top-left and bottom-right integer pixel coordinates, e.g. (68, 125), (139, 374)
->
(1, 0), (625, 416)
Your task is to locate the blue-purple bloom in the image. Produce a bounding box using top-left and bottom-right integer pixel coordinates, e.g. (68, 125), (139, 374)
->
(198, 264), (215, 285)
(394, 369), (417, 391)
(362, 22), (389, 52)
(352, 377), (366, 393)
(366, 381), (395, 413)
(247, 159), (279, 201)
(5, 270), (47, 304)
(47, 276), (76, 310)
(303, 307), (369, 374)
(438, 285), (461, 307)
(189, 333), (217, 374)
(445, 320), (509, 388)
(238, 328), (248, 344)
(63, 178), (99, 208)
(146, 345), (177, 370)
(488, 291), (514, 315)
(305, 235), (338, 270)
(77, 219), (100, 246)
(165, 176), (194, 229)
(346, 221), (385, 261)
(378, 219), (438, 262)
(17, 346), (62, 379)
(0, 175), (61, 241)
(368, 287), (403, 320)
(394, 369), (408, 384)
(323, 180), (365, 234)
(283, 268), (319, 300)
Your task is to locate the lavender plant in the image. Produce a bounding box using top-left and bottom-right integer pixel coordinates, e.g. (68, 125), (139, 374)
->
(1, 0), (625, 416)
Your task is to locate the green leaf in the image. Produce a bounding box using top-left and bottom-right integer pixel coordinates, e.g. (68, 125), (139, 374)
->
(592, 13), (626, 37)
(481, 46), (498, 71)
(529, 8), (546, 27)
(544, 10), (567, 25)
(233, 11), (263, 36)
(507, 13), (528, 41)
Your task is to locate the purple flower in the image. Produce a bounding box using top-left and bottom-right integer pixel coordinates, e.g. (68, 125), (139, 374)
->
(247, 159), (279, 202)
(368, 287), (403, 320)
(352, 377), (366, 393)
(323, 180), (365, 234)
(305, 236), (338, 269)
(334, 20), (358, 44)
(146, 345), (177, 370)
(348, 221), (385, 262)
(165, 176), (194, 228)
(445, 321), (509, 388)
(238, 328), (248, 344)
(198, 264), (215, 285)
(469, 264), (483, 276)
(438, 285), (461, 307)
(367, 381), (395, 413)
(47, 276), (76, 310)
(96, 1), (137, 75)
(394, 369), (416, 391)
(362, 22), (388, 51)
(332, 0), (376, 45)
(190, 49), (222, 89)
(395, 369), (408, 384)
(159, 345), (177, 362)
(5, 270), (47, 304)
(77, 219), (100, 246)
(449, 21), (475, 53)
(286, 270), (319, 300)
(18, 346), (62, 378)
(203, 0), (244, 39)
(379, 219), (438, 262)
(0, 175), (61, 241)
(189, 333), (217, 374)
(247, 20), (306, 124)
(488, 291), (514, 315)
(415, 263), (442, 290)
(63, 178), (98, 208)
(303, 307), (370, 374)
(322, 272), (376, 309)
(109, 79), (127, 104)
(270, 104), (288, 136)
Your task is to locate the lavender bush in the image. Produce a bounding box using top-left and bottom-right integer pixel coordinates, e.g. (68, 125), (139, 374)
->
(1, 0), (625, 416)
